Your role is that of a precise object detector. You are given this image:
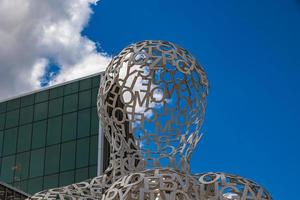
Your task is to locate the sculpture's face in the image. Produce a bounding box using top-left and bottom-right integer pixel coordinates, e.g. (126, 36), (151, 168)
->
(98, 40), (208, 171)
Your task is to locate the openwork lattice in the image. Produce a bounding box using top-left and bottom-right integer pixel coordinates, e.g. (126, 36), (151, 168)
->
(103, 169), (272, 200)
(27, 40), (272, 200)
(27, 171), (271, 200)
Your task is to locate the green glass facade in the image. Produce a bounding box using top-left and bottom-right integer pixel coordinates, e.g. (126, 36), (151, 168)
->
(0, 74), (103, 195)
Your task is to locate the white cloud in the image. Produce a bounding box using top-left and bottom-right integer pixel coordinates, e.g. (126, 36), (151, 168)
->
(30, 58), (49, 88)
(0, 0), (111, 101)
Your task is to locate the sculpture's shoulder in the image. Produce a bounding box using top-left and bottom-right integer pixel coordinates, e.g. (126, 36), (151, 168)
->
(102, 168), (201, 200)
(193, 172), (272, 200)
(26, 174), (111, 200)
(101, 169), (272, 200)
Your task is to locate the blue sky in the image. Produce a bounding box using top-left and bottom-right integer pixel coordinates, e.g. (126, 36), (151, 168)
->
(80, 0), (299, 199)
(0, 0), (298, 199)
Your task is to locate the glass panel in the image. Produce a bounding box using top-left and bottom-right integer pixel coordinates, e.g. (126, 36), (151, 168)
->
(62, 112), (77, 142)
(79, 90), (91, 109)
(29, 148), (45, 178)
(0, 102), (6, 113)
(21, 94), (34, 107)
(77, 109), (90, 138)
(19, 180), (28, 193)
(13, 182), (24, 191)
(28, 177), (43, 195)
(48, 98), (63, 117)
(44, 174), (59, 189)
(45, 145), (60, 175)
(35, 90), (49, 103)
(49, 87), (63, 99)
(64, 82), (78, 95)
(19, 106), (33, 125)
(3, 128), (18, 156)
(79, 78), (91, 91)
(59, 170), (74, 187)
(32, 120), (47, 149)
(89, 165), (97, 177)
(17, 124), (32, 152)
(76, 138), (89, 168)
(47, 116), (62, 145)
(0, 114), (4, 130)
(6, 98), (20, 111)
(0, 155), (15, 183)
(63, 94), (78, 113)
(34, 102), (48, 121)
(15, 152), (30, 180)
(91, 88), (98, 106)
(60, 141), (76, 171)
(92, 76), (100, 88)
(0, 131), (3, 156)
(75, 167), (88, 182)
(90, 135), (98, 165)
(5, 110), (19, 129)
(91, 107), (99, 135)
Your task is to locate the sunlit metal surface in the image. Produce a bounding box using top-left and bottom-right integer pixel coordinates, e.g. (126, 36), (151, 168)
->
(103, 170), (272, 200)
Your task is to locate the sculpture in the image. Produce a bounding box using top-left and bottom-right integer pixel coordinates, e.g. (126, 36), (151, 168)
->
(27, 40), (272, 200)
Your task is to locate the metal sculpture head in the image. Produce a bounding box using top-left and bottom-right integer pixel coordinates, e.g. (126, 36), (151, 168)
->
(98, 40), (208, 174)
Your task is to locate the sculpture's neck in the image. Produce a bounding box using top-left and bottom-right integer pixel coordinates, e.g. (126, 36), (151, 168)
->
(140, 151), (191, 173)
(104, 147), (145, 183)
(105, 147), (191, 183)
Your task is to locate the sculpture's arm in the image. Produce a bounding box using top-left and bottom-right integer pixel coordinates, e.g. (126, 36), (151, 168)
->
(193, 172), (272, 200)
(26, 174), (110, 200)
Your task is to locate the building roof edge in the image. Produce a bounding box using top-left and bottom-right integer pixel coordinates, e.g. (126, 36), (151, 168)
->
(0, 181), (31, 197)
(0, 72), (104, 103)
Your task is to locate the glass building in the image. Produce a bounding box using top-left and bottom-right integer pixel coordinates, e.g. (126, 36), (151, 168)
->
(0, 73), (109, 195)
